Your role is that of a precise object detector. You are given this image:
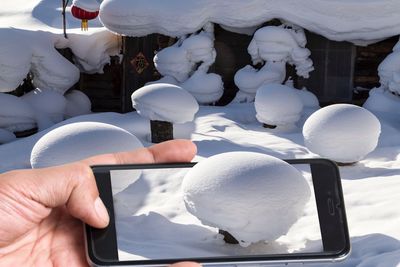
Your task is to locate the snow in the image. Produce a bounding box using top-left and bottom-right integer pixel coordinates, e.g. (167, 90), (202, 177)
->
(0, 102), (399, 265)
(30, 121), (143, 168)
(64, 89), (92, 118)
(72, 0), (100, 13)
(233, 25), (313, 103)
(152, 25), (223, 104)
(21, 88), (67, 130)
(131, 83), (199, 124)
(180, 70), (223, 104)
(0, 129), (16, 145)
(377, 39), (400, 95)
(255, 84), (304, 127)
(99, 0), (400, 44)
(303, 104), (381, 164)
(0, 93), (37, 132)
(182, 152), (310, 247)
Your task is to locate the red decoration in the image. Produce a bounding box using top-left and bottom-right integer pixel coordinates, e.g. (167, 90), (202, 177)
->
(71, 5), (99, 31)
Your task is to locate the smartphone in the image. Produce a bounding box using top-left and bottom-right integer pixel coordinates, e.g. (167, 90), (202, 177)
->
(86, 159), (350, 266)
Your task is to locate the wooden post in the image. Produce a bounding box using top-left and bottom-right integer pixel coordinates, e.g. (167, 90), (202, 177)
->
(219, 229), (239, 244)
(150, 120), (173, 143)
(62, 0), (70, 39)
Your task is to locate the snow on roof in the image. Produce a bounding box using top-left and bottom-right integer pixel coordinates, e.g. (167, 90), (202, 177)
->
(99, 0), (400, 44)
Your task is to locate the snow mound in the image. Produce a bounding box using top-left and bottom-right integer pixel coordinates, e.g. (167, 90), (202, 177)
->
(255, 84), (303, 126)
(31, 122), (143, 168)
(0, 129), (16, 144)
(180, 70), (223, 104)
(363, 88), (400, 115)
(378, 50), (400, 95)
(182, 151), (310, 247)
(21, 88), (67, 130)
(154, 46), (193, 82)
(0, 93), (37, 132)
(295, 88), (320, 108)
(131, 83), (199, 124)
(234, 62), (286, 102)
(72, 0), (100, 13)
(99, 0), (400, 44)
(303, 104), (381, 163)
(64, 90), (92, 118)
(248, 26), (313, 78)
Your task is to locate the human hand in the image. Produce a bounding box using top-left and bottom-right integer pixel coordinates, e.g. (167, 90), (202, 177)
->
(0, 139), (197, 267)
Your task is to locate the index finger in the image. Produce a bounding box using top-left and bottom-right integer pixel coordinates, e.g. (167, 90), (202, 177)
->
(81, 139), (197, 166)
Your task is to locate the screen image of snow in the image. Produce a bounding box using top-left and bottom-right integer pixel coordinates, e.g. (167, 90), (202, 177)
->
(110, 165), (322, 261)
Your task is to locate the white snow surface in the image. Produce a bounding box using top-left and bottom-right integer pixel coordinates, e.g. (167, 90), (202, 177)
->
(255, 84), (304, 127)
(99, 0), (400, 44)
(0, 103), (400, 265)
(0, 129), (16, 144)
(21, 88), (67, 130)
(0, 93), (37, 132)
(72, 0), (100, 13)
(377, 40), (400, 95)
(0, 1), (120, 92)
(30, 122), (143, 168)
(182, 152), (310, 247)
(303, 104), (381, 164)
(180, 70), (223, 104)
(131, 83), (199, 124)
(64, 90), (92, 118)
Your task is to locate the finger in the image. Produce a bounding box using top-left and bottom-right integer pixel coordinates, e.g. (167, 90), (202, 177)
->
(82, 139), (197, 166)
(170, 262), (201, 267)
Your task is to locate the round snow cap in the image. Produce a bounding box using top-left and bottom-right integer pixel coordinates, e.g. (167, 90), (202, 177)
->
(65, 90), (92, 118)
(182, 151), (310, 246)
(31, 122), (143, 168)
(131, 83), (199, 123)
(21, 88), (67, 117)
(0, 93), (36, 132)
(255, 84), (303, 126)
(303, 104), (381, 163)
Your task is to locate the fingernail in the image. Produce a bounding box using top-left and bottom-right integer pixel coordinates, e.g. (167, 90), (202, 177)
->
(94, 197), (110, 225)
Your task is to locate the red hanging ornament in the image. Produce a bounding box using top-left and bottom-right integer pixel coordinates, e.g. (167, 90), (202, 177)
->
(71, 0), (100, 31)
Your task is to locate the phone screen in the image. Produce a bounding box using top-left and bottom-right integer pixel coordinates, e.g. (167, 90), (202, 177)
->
(109, 164), (324, 261)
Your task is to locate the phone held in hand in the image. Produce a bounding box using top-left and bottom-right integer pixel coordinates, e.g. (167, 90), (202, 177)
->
(86, 159), (350, 266)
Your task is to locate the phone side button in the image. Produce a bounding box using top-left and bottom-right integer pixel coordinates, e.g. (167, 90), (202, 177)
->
(327, 198), (335, 215)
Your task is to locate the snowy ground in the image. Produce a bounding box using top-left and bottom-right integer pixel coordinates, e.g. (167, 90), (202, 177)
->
(1, 103), (399, 266)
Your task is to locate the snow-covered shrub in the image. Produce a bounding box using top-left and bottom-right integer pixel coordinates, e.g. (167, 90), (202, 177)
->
(30, 122), (143, 168)
(153, 23), (223, 104)
(64, 90), (92, 118)
(131, 83), (199, 143)
(182, 151), (310, 247)
(0, 128), (16, 144)
(363, 87), (400, 115)
(180, 70), (223, 104)
(378, 39), (400, 95)
(0, 93), (37, 132)
(21, 88), (67, 130)
(233, 24), (314, 103)
(303, 104), (381, 164)
(255, 83), (303, 128)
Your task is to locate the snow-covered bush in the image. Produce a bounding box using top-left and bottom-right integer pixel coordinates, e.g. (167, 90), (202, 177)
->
(21, 88), (67, 130)
(378, 38), (400, 95)
(0, 128), (16, 144)
(182, 151), (310, 247)
(64, 90), (92, 118)
(363, 87), (400, 115)
(303, 104), (381, 164)
(152, 23), (223, 104)
(255, 83), (303, 128)
(0, 93), (37, 133)
(233, 24), (314, 103)
(131, 83), (199, 143)
(30, 122), (143, 168)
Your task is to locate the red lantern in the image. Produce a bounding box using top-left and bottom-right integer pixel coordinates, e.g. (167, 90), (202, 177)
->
(71, 0), (100, 31)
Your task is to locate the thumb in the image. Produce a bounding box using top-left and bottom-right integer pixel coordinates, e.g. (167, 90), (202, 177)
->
(27, 162), (109, 228)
